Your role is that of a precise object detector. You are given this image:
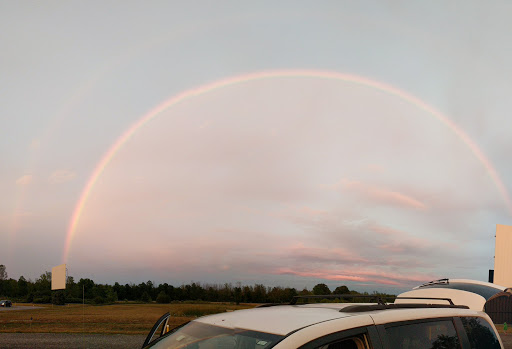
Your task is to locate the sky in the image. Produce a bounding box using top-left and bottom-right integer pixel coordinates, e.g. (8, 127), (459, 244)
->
(2, 1), (512, 293)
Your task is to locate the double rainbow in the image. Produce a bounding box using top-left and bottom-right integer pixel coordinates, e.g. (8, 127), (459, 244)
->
(62, 69), (512, 263)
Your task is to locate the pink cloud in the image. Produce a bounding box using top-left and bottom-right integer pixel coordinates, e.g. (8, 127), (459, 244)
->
(276, 268), (368, 282)
(273, 267), (434, 286)
(285, 243), (369, 264)
(368, 224), (437, 255)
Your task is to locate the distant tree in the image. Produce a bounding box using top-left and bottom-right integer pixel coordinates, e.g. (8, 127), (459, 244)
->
(333, 286), (350, 295)
(312, 283), (330, 295)
(1, 279), (16, 297)
(0, 265), (7, 280)
(93, 296), (105, 304)
(189, 282), (204, 300)
(253, 284), (266, 303)
(77, 278), (95, 299)
(35, 272), (51, 288)
(283, 287), (298, 302)
(234, 286), (242, 305)
(18, 276), (28, 297)
(242, 285), (253, 303)
(34, 272), (52, 297)
(66, 276), (80, 299)
(146, 280), (156, 299)
(141, 291), (152, 303)
(156, 291), (171, 304)
(124, 283), (134, 300)
(105, 288), (118, 303)
(299, 288), (312, 296)
(113, 282), (125, 300)
(26, 293), (34, 303)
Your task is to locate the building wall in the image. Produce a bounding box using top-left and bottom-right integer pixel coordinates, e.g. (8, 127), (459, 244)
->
(494, 224), (512, 287)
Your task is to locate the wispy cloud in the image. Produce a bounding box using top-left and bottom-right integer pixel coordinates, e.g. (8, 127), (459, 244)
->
(16, 175), (33, 186)
(285, 243), (369, 264)
(274, 268), (435, 286)
(49, 170), (76, 184)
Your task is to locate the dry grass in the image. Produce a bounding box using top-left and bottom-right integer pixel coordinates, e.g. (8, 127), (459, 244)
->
(0, 303), (254, 334)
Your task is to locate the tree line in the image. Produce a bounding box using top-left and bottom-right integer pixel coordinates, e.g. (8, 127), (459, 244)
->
(0, 265), (394, 305)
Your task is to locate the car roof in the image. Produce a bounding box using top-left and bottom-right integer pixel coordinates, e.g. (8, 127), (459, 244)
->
(193, 303), (483, 336)
(196, 304), (356, 335)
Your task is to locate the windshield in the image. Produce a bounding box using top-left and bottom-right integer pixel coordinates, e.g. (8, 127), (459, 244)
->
(146, 321), (284, 349)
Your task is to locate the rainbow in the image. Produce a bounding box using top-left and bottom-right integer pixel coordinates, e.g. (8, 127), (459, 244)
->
(62, 69), (512, 263)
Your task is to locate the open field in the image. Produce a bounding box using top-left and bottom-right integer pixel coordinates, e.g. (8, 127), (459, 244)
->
(0, 302), (253, 334)
(3, 303), (512, 348)
(0, 333), (146, 349)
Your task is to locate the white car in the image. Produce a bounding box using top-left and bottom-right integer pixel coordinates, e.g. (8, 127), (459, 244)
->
(142, 295), (503, 349)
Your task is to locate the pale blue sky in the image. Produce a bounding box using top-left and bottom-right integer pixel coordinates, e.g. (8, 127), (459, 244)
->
(2, 1), (512, 293)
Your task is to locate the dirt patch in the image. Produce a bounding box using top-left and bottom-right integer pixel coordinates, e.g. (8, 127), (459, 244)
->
(0, 333), (146, 349)
(501, 333), (512, 348)
(0, 305), (44, 311)
(0, 303), (251, 334)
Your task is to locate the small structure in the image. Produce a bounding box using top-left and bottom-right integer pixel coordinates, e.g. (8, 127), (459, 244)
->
(485, 289), (512, 324)
(51, 264), (66, 290)
(494, 224), (512, 287)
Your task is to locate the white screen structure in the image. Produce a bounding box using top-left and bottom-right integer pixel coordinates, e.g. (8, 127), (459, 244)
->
(51, 264), (66, 290)
(494, 225), (512, 287)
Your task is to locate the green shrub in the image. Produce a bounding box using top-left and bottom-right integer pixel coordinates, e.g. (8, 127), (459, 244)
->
(52, 291), (66, 305)
(156, 291), (171, 304)
(141, 291), (152, 303)
(93, 296), (105, 304)
(26, 293), (34, 303)
(34, 296), (51, 303)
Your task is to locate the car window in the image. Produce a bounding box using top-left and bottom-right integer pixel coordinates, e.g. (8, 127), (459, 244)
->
(385, 319), (460, 349)
(460, 317), (500, 349)
(317, 335), (367, 349)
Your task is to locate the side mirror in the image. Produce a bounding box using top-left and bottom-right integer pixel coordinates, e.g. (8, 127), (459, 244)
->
(142, 312), (170, 348)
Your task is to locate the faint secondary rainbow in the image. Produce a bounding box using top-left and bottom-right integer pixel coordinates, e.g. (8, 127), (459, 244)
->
(62, 69), (512, 263)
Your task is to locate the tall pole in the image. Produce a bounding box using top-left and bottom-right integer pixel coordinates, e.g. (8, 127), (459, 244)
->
(83, 283), (85, 349)
(83, 284), (85, 329)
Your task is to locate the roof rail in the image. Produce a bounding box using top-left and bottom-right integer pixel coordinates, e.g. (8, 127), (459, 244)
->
(416, 278), (449, 288)
(395, 296), (454, 305)
(290, 294), (395, 306)
(254, 303), (283, 308)
(341, 303), (469, 313)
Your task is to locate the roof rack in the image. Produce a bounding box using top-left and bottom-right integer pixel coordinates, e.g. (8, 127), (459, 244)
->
(255, 303), (283, 308)
(341, 303), (469, 313)
(340, 296), (467, 312)
(290, 294), (395, 305)
(396, 296), (455, 305)
(416, 278), (449, 288)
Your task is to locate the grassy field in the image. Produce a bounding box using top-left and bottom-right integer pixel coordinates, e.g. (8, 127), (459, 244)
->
(0, 302), (254, 334)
